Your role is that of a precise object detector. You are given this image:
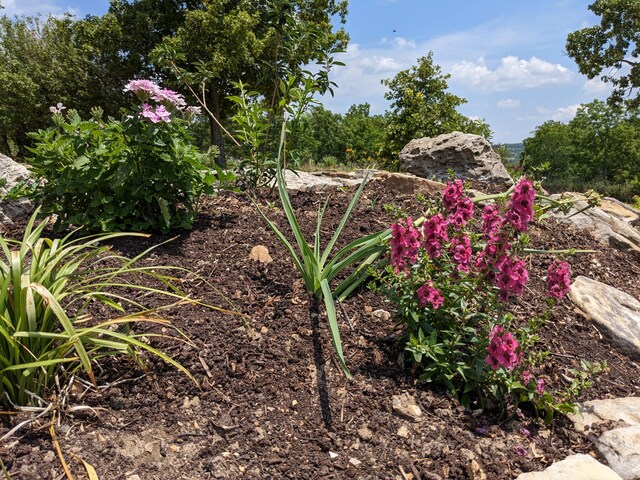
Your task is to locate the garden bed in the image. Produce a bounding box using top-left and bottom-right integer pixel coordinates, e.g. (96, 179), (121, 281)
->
(2, 178), (640, 479)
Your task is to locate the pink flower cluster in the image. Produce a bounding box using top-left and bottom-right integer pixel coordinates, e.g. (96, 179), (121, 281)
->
(123, 79), (192, 124)
(416, 283), (444, 309)
(423, 213), (448, 259)
(547, 260), (571, 298)
(140, 103), (171, 124)
(450, 234), (472, 273)
(390, 217), (421, 272)
(505, 179), (536, 232)
(485, 325), (521, 371)
(495, 256), (529, 300)
(442, 180), (474, 230)
(481, 204), (503, 239)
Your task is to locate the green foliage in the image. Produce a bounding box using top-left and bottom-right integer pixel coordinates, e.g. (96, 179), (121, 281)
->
(566, 0), (640, 109)
(27, 100), (215, 233)
(228, 72), (329, 189)
(0, 15), (96, 157)
(256, 125), (388, 378)
(522, 100), (640, 201)
(380, 53), (492, 167)
(0, 210), (199, 408)
(152, 0), (348, 165)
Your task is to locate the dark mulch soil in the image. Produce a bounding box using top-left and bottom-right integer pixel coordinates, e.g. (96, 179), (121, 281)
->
(2, 177), (640, 480)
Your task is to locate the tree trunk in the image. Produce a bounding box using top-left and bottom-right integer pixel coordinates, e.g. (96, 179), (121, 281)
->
(208, 89), (226, 168)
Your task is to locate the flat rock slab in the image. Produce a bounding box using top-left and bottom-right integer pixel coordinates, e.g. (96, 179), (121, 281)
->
(549, 196), (640, 259)
(568, 276), (640, 359)
(596, 426), (640, 480)
(515, 453), (622, 480)
(279, 170), (363, 191)
(569, 397), (640, 432)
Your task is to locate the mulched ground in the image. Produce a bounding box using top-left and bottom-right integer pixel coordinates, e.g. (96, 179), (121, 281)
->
(2, 177), (640, 480)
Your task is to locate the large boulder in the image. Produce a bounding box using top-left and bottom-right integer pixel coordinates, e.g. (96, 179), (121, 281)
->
(398, 132), (514, 190)
(0, 153), (35, 227)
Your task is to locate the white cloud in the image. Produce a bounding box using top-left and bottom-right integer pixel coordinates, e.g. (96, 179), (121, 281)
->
(552, 104), (580, 121)
(497, 99), (520, 108)
(358, 56), (401, 73)
(450, 56), (572, 92)
(583, 77), (610, 94)
(381, 36), (417, 49)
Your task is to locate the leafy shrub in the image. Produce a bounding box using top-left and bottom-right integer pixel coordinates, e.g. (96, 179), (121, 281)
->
(374, 178), (600, 418)
(0, 211), (198, 408)
(27, 80), (215, 233)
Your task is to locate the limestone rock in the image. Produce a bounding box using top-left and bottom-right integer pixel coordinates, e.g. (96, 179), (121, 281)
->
(277, 169), (363, 192)
(569, 397), (640, 432)
(392, 393), (422, 421)
(596, 426), (640, 480)
(398, 132), (513, 190)
(0, 153), (35, 226)
(515, 453), (623, 480)
(568, 277), (640, 359)
(548, 195), (640, 260)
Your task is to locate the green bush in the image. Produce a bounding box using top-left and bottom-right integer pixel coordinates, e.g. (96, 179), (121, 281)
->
(27, 80), (216, 233)
(0, 210), (201, 408)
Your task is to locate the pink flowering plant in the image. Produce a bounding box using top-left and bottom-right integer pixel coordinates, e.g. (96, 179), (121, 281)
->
(374, 177), (598, 418)
(27, 79), (215, 233)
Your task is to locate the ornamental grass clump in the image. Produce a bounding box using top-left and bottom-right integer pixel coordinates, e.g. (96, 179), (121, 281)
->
(27, 79), (214, 233)
(374, 178), (599, 419)
(0, 211), (205, 409)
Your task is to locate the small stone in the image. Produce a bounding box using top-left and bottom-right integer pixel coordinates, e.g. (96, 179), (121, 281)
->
(357, 426), (373, 442)
(190, 396), (201, 408)
(260, 326), (268, 334)
(43, 450), (55, 463)
(249, 245), (273, 264)
(392, 393), (422, 421)
(329, 451), (339, 460)
(372, 309), (391, 321)
(349, 457), (362, 467)
(291, 400), (298, 407)
(397, 425), (410, 438)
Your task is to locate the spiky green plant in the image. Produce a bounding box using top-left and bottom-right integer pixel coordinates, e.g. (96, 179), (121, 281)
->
(0, 210), (213, 408)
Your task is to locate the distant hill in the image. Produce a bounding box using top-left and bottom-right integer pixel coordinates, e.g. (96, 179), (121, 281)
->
(492, 143), (524, 163)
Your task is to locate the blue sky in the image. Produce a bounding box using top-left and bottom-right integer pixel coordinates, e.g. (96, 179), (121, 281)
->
(2, 0), (609, 143)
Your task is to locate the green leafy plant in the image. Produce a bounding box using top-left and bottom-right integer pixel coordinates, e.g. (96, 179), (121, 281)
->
(255, 126), (388, 378)
(0, 210), (217, 408)
(27, 80), (216, 233)
(374, 178), (599, 418)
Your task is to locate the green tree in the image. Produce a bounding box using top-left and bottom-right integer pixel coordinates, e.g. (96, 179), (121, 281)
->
(521, 100), (640, 199)
(566, 0), (640, 108)
(381, 53), (491, 167)
(152, 0), (348, 166)
(0, 15), (96, 156)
